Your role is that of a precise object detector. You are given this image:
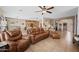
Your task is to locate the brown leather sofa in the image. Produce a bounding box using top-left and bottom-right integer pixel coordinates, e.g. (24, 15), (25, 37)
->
(0, 29), (31, 52)
(27, 28), (49, 44)
(50, 31), (60, 39)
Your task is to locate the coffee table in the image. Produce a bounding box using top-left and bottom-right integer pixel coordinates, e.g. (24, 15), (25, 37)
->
(0, 41), (9, 52)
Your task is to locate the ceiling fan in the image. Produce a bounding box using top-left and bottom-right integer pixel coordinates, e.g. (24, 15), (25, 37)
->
(35, 6), (54, 28)
(35, 6), (54, 15)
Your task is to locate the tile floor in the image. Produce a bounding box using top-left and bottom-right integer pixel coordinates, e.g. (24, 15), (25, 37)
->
(26, 31), (79, 52)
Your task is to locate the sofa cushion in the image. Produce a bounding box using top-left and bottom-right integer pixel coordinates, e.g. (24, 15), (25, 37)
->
(31, 28), (36, 33)
(6, 28), (21, 37)
(31, 32), (36, 35)
(5, 31), (22, 41)
(35, 32), (39, 35)
(39, 28), (45, 34)
(40, 28), (44, 31)
(35, 35), (42, 40)
(5, 29), (22, 41)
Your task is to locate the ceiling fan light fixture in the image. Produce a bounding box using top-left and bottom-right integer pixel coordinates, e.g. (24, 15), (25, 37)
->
(42, 11), (46, 13)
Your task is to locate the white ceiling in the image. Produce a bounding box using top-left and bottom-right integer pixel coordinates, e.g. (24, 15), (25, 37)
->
(0, 6), (78, 19)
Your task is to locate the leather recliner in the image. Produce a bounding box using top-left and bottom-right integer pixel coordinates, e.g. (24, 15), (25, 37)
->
(0, 29), (31, 52)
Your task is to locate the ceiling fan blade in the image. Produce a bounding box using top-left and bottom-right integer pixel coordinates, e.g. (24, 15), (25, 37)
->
(47, 7), (54, 10)
(38, 6), (43, 9)
(46, 11), (52, 13)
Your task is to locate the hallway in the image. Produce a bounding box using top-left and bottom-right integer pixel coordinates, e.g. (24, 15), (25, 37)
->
(26, 31), (79, 52)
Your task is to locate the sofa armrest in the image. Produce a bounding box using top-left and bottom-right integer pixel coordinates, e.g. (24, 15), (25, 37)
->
(30, 35), (35, 39)
(6, 41), (17, 52)
(30, 35), (35, 43)
(17, 38), (30, 52)
(22, 35), (31, 44)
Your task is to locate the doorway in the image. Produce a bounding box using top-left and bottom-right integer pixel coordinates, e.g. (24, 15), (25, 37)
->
(63, 23), (67, 31)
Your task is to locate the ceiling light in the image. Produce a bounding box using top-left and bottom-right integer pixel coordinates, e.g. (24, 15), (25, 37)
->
(42, 11), (46, 13)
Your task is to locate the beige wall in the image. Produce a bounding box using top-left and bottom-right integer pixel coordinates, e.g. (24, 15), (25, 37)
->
(56, 19), (73, 32)
(7, 18), (40, 31)
(43, 19), (50, 29)
(0, 8), (4, 16)
(7, 17), (26, 31)
(25, 20), (39, 28)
